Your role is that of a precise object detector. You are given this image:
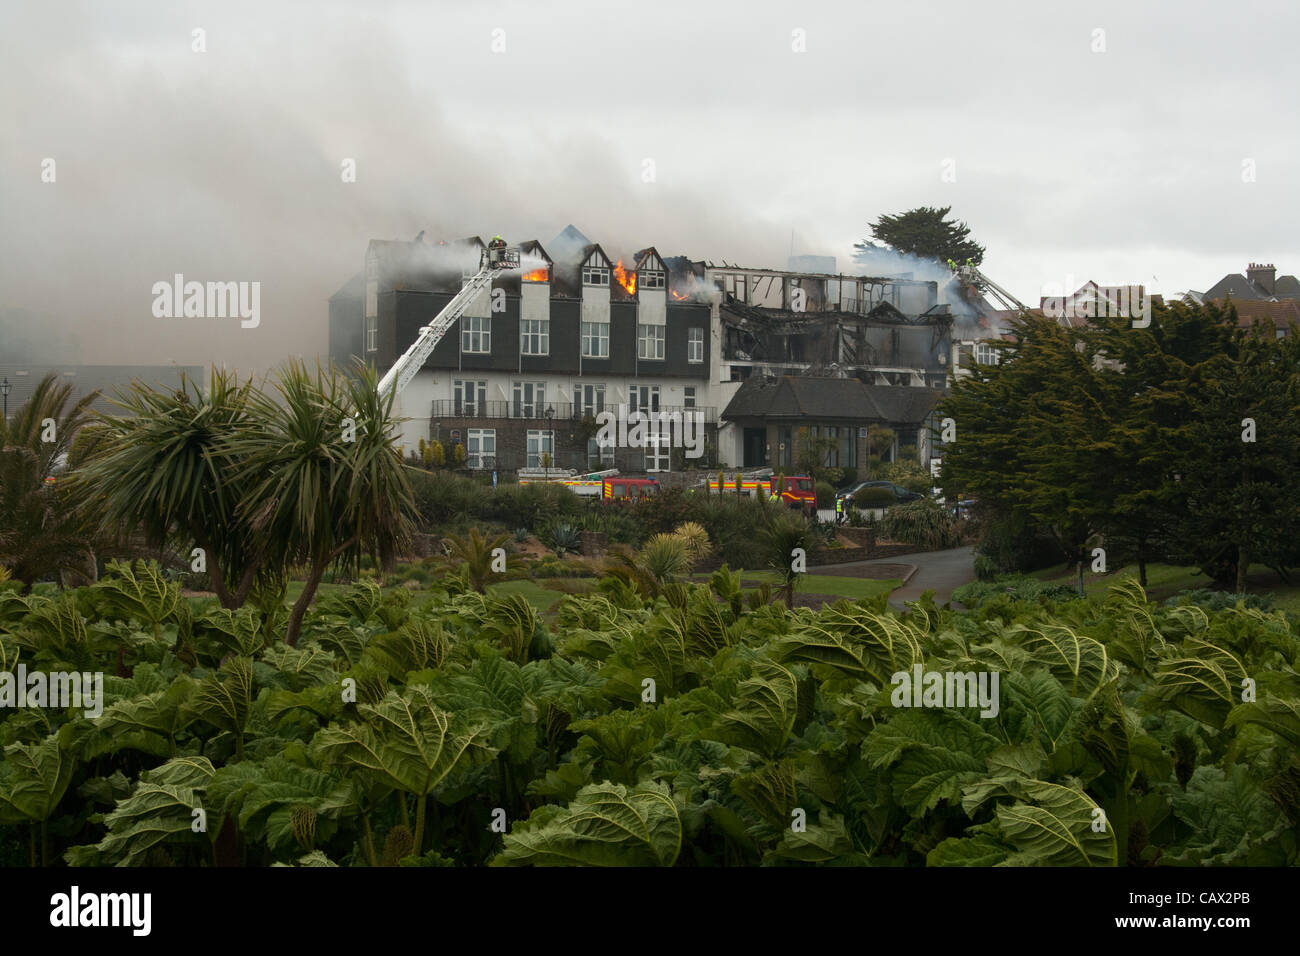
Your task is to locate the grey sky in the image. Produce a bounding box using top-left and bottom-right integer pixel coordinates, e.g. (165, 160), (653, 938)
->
(3, 0), (1297, 372)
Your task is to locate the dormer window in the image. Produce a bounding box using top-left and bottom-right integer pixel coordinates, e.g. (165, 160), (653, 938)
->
(641, 270), (665, 289)
(583, 265), (609, 286)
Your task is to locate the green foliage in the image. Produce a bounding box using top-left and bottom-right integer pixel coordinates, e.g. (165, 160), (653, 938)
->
(854, 486), (897, 509)
(879, 498), (961, 550)
(495, 781), (681, 866)
(538, 521), (582, 557)
(6, 564), (1297, 868)
(443, 527), (509, 593)
(856, 205), (985, 266)
(883, 457), (932, 493)
(0, 372), (101, 589)
(814, 481), (836, 509)
(940, 301), (1300, 592)
(952, 574), (1080, 608)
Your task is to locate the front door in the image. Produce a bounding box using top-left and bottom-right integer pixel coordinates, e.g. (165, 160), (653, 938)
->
(743, 428), (767, 467)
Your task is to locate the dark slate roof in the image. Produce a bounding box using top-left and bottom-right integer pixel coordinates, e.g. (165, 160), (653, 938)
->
(1203, 270), (1300, 302)
(329, 272), (365, 303)
(550, 224), (591, 252)
(0, 365), (205, 417)
(868, 385), (947, 422)
(722, 376), (945, 425)
(1204, 273), (1269, 301)
(1273, 275), (1300, 297)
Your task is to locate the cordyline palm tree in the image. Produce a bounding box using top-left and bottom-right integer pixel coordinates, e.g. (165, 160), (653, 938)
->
(231, 360), (416, 646)
(758, 508), (816, 608)
(72, 367), (271, 609)
(443, 527), (509, 593)
(607, 533), (692, 600)
(0, 373), (101, 590)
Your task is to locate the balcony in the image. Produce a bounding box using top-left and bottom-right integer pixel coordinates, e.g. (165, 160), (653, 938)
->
(430, 400), (716, 424)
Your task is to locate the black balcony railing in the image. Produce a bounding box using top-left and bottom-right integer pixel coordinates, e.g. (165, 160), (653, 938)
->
(430, 400), (716, 423)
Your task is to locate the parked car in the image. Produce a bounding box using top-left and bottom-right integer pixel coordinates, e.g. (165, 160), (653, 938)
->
(837, 480), (923, 507)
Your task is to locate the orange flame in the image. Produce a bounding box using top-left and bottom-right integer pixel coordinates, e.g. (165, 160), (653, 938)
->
(670, 290), (687, 300)
(613, 260), (636, 294)
(522, 268), (549, 282)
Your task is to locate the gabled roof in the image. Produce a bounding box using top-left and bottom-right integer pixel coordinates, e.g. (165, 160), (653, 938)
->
(1273, 275), (1300, 297)
(634, 247), (666, 273)
(329, 272), (364, 303)
(581, 244), (612, 268)
(1204, 269), (1300, 302)
(517, 239), (553, 265)
(1204, 273), (1268, 301)
(550, 224), (591, 250)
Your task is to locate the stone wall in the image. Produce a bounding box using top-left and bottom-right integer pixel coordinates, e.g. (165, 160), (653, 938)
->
(580, 530), (609, 558)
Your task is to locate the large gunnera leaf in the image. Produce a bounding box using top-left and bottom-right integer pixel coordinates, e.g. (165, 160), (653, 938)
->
(996, 780), (1116, 866)
(494, 781), (681, 866)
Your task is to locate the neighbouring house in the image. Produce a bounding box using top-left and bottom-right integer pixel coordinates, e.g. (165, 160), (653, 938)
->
(719, 374), (947, 471)
(1189, 263), (1300, 337)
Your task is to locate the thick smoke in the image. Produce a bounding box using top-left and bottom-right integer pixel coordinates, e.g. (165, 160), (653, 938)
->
(0, 3), (795, 377)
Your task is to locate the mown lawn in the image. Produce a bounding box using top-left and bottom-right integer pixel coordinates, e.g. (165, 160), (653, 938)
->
(488, 578), (569, 613)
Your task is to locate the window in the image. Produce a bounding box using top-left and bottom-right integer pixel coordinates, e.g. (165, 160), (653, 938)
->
(521, 318), (549, 356)
(588, 437), (614, 468)
(527, 430), (555, 469)
(453, 380), (486, 416)
(645, 435), (670, 473)
(461, 315), (490, 353)
(583, 265), (609, 286)
(628, 385), (660, 413)
(512, 382), (546, 418)
(365, 316), (377, 353)
(826, 426), (840, 467)
(467, 429), (495, 469)
(577, 383), (606, 416)
(641, 270), (665, 289)
(723, 274), (747, 303)
(974, 342), (1000, 365)
(687, 327), (704, 363)
(638, 324), (665, 360)
(778, 425), (792, 468)
(683, 386), (696, 409)
(582, 321), (609, 358)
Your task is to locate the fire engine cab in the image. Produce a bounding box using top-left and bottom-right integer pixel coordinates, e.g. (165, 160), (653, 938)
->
(706, 471), (815, 514)
(603, 477), (660, 500)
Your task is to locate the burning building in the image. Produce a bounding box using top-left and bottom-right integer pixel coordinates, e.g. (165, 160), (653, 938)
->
(329, 227), (964, 474)
(329, 227), (716, 474)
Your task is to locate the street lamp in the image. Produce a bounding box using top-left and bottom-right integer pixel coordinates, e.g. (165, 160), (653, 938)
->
(544, 406), (554, 476)
(0, 377), (10, 420)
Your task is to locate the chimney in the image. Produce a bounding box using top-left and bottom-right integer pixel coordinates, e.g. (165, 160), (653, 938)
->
(1246, 262), (1276, 295)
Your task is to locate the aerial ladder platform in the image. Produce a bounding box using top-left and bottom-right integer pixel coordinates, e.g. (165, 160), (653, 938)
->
(377, 238), (520, 399)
